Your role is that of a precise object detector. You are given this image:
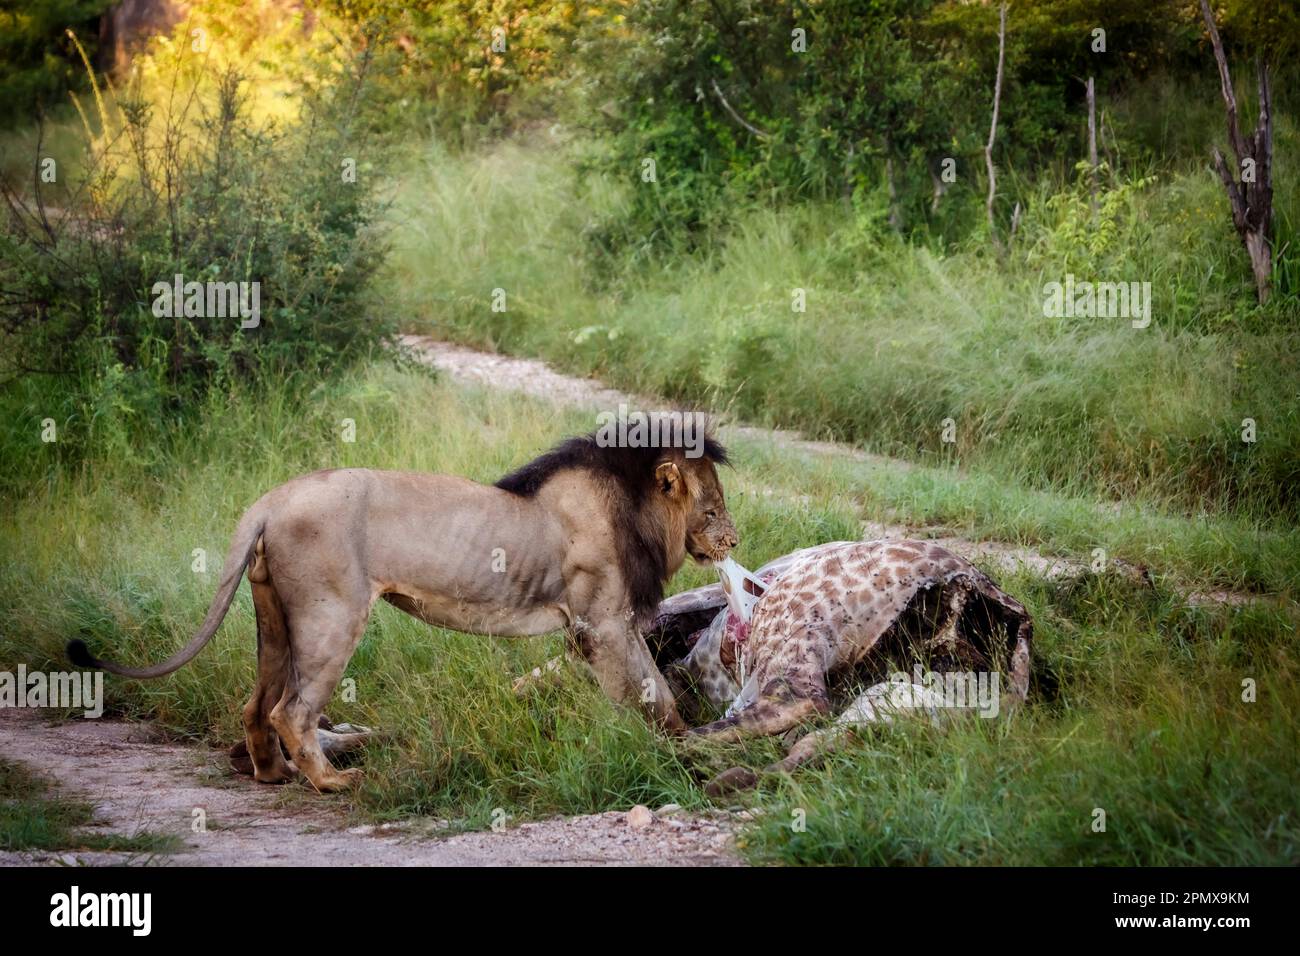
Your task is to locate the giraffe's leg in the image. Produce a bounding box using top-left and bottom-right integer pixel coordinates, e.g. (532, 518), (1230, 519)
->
(1006, 617), (1032, 705)
(703, 721), (842, 797)
(316, 727), (374, 761)
(511, 655), (566, 697)
(691, 688), (828, 744)
(690, 646), (830, 743)
(765, 725), (847, 775)
(726, 681), (932, 789)
(231, 721), (372, 775)
(921, 581), (969, 661)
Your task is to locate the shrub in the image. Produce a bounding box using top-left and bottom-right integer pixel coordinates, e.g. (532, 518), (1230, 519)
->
(0, 25), (393, 487)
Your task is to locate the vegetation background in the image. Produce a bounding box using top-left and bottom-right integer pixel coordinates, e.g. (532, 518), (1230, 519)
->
(1, 0), (1297, 864)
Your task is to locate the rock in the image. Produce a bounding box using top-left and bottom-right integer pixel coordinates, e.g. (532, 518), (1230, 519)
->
(626, 805), (656, 829)
(657, 803), (683, 816)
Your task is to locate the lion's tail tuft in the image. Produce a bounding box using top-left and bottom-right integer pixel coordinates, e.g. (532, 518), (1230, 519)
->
(65, 638), (97, 668)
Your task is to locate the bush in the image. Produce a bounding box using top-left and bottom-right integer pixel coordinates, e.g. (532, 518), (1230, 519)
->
(0, 25), (393, 487)
(568, 0), (1289, 252)
(317, 0), (600, 144)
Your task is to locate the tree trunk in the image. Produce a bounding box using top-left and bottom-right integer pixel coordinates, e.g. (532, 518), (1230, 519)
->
(985, 3), (1008, 254)
(1245, 230), (1272, 304)
(886, 154), (901, 231)
(1087, 75), (1098, 218)
(1199, 0), (1274, 305)
(930, 161), (947, 213)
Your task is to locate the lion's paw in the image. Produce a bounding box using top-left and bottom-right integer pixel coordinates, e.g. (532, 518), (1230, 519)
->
(310, 767), (364, 793)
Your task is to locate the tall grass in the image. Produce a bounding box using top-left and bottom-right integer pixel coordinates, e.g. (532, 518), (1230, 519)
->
(0, 3), (394, 504)
(382, 124), (1299, 526)
(1, 360), (1295, 861)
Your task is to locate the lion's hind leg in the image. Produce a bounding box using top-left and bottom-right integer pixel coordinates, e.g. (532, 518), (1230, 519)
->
(242, 541), (298, 784)
(271, 600), (371, 793)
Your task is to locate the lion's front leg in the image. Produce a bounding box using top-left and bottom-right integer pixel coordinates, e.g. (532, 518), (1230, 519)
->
(562, 566), (686, 733)
(569, 616), (686, 734)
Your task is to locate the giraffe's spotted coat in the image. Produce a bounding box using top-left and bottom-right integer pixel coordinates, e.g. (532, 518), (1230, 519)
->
(671, 540), (1033, 772)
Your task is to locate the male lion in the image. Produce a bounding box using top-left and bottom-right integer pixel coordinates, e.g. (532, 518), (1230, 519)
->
(68, 426), (738, 792)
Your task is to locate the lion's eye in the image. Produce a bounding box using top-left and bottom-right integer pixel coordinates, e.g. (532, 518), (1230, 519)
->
(705, 510), (717, 519)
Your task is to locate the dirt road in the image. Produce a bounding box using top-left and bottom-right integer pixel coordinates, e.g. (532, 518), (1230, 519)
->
(0, 710), (740, 867)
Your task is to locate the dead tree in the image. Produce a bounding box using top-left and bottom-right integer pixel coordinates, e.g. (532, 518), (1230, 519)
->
(886, 152), (901, 231)
(929, 157), (948, 212)
(1087, 75), (1098, 218)
(1199, 0), (1274, 304)
(985, 3), (1008, 254)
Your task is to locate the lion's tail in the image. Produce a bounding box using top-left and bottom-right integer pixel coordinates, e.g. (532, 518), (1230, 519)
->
(67, 506), (268, 679)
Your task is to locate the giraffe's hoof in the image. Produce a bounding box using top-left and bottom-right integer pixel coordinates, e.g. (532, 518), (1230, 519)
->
(704, 765), (759, 798)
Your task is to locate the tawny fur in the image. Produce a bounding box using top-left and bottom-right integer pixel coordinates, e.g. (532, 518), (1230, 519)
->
(70, 434), (738, 793)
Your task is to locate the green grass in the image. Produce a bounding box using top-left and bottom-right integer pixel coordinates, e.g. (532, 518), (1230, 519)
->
(381, 130), (1300, 526)
(1, 359), (1296, 862)
(0, 757), (182, 856)
(739, 436), (1300, 596)
(742, 571), (1300, 865)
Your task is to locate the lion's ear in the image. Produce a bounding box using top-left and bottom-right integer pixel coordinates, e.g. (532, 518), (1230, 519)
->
(655, 461), (683, 497)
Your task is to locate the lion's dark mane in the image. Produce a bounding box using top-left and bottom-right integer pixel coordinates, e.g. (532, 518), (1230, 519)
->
(495, 429), (728, 625)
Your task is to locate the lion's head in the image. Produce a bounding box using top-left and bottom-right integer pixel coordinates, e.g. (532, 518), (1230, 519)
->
(654, 451), (738, 566)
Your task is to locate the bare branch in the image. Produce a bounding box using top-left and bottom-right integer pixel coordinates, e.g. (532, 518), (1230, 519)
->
(1199, 0), (1275, 303)
(1253, 58), (1273, 198)
(1199, 0), (1249, 162)
(1087, 75), (1098, 218)
(710, 78), (770, 141)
